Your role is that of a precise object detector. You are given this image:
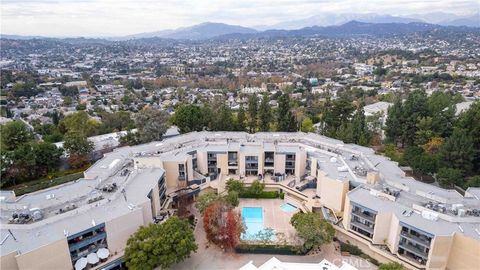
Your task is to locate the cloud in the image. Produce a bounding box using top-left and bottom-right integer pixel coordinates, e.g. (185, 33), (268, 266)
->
(1, 0), (478, 36)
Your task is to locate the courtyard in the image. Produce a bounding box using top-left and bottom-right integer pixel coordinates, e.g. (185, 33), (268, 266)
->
(237, 198), (298, 244)
(169, 201), (377, 270)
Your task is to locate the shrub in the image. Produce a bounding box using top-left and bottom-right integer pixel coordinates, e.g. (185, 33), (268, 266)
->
(235, 243), (306, 255)
(340, 242), (363, 256)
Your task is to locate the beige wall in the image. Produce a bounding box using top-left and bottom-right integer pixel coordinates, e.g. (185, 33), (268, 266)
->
(162, 160), (182, 188)
(386, 214), (401, 253)
(342, 196), (352, 229)
(16, 239), (71, 270)
(217, 153), (228, 175)
(274, 154), (286, 174)
(295, 151), (306, 178)
(372, 212), (392, 245)
(196, 151), (208, 175)
(1, 252), (19, 270)
(105, 208), (146, 257)
(317, 171), (348, 214)
(427, 235), (453, 269)
(238, 152), (246, 176)
(446, 233), (480, 270)
(310, 157), (318, 178)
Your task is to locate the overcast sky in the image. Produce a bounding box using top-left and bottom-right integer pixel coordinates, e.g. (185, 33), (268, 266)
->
(1, 0), (478, 37)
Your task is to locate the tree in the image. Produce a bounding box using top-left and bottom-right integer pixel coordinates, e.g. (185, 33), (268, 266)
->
(277, 93), (296, 132)
(455, 101), (480, 173)
(203, 201), (243, 249)
(466, 176), (480, 188)
(247, 95), (258, 132)
(173, 104), (206, 133)
(135, 108), (169, 143)
(124, 217), (197, 270)
(301, 117), (315, 133)
(401, 90), (428, 147)
(212, 105), (234, 131)
(0, 121), (33, 150)
(59, 111), (100, 137)
(290, 212), (335, 252)
(195, 190), (219, 213)
(258, 93), (272, 132)
(351, 104), (371, 146)
(32, 142), (63, 175)
(437, 167), (464, 188)
(223, 191), (239, 207)
(439, 129), (474, 173)
(385, 96), (404, 146)
(378, 262), (404, 270)
(99, 111), (134, 133)
(248, 180), (265, 197)
(225, 178), (244, 193)
(403, 146), (437, 178)
(63, 132), (93, 168)
(235, 105), (246, 131)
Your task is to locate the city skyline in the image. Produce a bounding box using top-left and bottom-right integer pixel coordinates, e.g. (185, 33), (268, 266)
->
(1, 0), (478, 37)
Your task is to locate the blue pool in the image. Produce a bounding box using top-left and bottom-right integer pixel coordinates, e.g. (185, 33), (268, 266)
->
(241, 207), (275, 240)
(280, 203), (297, 213)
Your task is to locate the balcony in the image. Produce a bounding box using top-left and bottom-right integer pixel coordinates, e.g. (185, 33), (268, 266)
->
(399, 241), (429, 259)
(351, 209), (376, 222)
(69, 232), (107, 252)
(400, 232), (431, 248)
(350, 220), (374, 233)
(228, 160), (238, 166)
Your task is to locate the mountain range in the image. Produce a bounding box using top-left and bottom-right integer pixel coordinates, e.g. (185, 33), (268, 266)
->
(255, 12), (479, 30)
(114, 12), (478, 40)
(1, 12), (478, 41)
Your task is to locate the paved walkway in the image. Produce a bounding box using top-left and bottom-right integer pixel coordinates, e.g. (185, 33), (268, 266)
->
(169, 204), (377, 270)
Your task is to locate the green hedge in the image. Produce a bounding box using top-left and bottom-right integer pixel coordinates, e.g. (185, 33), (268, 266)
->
(235, 243), (306, 255)
(340, 242), (379, 266)
(13, 171), (85, 196)
(239, 191), (283, 199)
(340, 242), (363, 256)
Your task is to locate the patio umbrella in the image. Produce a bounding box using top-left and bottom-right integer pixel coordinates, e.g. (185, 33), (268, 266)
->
(74, 257), (88, 270)
(87, 253), (99, 265)
(96, 248), (110, 259)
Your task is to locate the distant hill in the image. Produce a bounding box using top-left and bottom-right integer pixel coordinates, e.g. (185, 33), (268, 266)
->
(2, 21), (478, 43)
(218, 21), (478, 40)
(258, 12), (479, 30)
(258, 13), (423, 30)
(442, 14), (480, 28)
(121, 22), (257, 40)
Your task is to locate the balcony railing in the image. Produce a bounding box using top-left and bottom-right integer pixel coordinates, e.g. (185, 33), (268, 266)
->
(399, 241), (429, 259)
(350, 220), (374, 233)
(69, 232), (107, 252)
(352, 209), (376, 222)
(400, 232), (431, 248)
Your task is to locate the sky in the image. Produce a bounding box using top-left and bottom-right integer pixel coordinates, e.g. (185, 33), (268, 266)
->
(1, 0), (478, 37)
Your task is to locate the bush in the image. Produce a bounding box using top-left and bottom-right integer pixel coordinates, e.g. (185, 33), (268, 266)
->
(13, 170), (85, 196)
(235, 243), (306, 255)
(340, 242), (363, 256)
(239, 190), (281, 199)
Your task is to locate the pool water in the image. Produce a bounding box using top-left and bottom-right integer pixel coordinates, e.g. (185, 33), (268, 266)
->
(241, 207), (275, 240)
(280, 203), (297, 213)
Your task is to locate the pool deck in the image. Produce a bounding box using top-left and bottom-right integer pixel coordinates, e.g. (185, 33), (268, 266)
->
(238, 199), (297, 244)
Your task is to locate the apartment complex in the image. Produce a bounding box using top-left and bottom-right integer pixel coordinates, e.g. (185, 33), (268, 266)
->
(1, 132), (479, 270)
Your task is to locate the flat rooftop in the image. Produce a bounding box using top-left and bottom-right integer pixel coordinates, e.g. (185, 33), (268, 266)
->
(1, 131), (479, 254)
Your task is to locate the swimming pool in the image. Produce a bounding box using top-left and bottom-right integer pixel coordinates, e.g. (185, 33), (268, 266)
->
(241, 207), (264, 240)
(280, 203), (297, 213)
